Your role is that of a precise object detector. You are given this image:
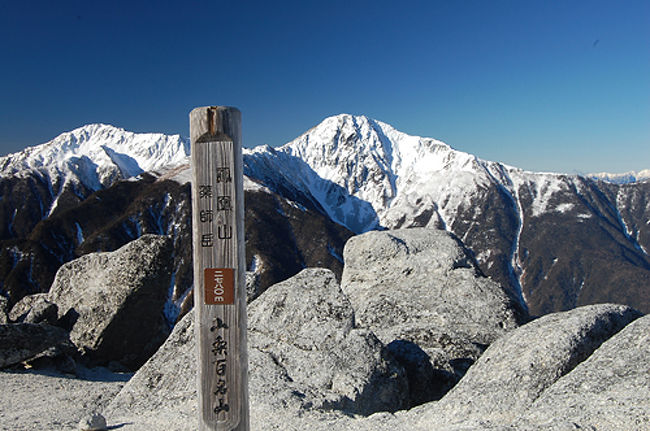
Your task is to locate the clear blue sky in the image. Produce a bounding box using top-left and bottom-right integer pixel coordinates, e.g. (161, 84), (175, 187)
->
(1, 0), (648, 174)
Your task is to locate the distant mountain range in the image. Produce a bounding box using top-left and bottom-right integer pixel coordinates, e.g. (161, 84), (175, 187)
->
(588, 170), (650, 184)
(0, 115), (648, 318)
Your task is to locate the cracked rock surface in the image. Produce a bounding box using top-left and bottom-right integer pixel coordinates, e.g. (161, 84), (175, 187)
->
(48, 234), (173, 369)
(342, 228), (528, 403)
(413, 303), (643, 430)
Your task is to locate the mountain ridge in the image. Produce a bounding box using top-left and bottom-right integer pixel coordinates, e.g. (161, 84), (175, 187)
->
(0, 122), (189, 190)
(245, 114), (611, 231)
(0, 115), (648, 316)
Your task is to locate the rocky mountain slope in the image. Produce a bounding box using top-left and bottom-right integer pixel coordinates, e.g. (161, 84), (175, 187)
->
(94, 302), (646, 431)
(0, 170), (352, 322)
(1, 118), (647, 430)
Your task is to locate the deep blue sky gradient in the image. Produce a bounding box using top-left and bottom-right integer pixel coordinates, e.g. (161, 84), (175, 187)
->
(1, 0), (648, 173)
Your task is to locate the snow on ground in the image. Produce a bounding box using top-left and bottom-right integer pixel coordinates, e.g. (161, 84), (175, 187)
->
(555, 203), (574, 213)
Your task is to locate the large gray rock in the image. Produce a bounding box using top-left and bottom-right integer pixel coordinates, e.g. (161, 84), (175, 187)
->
(248, 268), (408, 416)
(342, 228), (527, 403)
(414, 303), (643, 430)
(105, 268), (409, 430)
(0, 322), (70, 368)
(48, 234), (173, 369)
(9, 293), (58, 324)
(516, 313), (650, 430)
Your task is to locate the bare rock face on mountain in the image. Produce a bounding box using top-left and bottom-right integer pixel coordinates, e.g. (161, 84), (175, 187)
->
(248, 268), (408, 417)
(48, 234), (173, 369)
(414, 303), (642, 430)
(8, 293), (58, 324)
(0, 322), (71, 368)
(517, 313), (650, 431)
(341, 228), (528, 404)
(0, 295), (8, 324)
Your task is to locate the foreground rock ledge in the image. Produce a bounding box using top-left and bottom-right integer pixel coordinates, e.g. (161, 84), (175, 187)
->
(518, 312), (650, 430)
(105, 268), (409, 429)
(100, 302), (646, 431)
(0, 322), (70, 368)
(413, 303), (643, 430)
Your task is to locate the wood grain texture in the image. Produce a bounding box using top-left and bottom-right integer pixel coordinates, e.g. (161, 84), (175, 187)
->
(190, 106), (249, 431)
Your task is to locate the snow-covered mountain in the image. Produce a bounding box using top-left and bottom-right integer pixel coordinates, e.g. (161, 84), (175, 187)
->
(245, 114), (577, 232)
(243, 114), (650, 315)
(0, 122), (351, 321)
(0, 124), (189, 213)
(1, 123), (189, 181)
(589, 170), (650, 184)
(0, 124), (190, 243)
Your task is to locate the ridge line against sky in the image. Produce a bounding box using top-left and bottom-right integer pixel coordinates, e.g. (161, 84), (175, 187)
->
(1, 0), (648, 174)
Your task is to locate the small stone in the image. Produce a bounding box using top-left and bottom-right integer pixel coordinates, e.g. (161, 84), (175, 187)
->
(78, 412), (107, 431)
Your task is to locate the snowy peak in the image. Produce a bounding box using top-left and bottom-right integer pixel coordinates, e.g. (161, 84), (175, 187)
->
(245, 113), (502, 232)
(282, 114), (400, 205)
(281, 113), (459, 182)
(0, 123), (190, 189)
(258, 114), (602, 229)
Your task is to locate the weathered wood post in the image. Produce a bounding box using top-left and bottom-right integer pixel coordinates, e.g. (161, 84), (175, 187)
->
(190, 106), (249, 431)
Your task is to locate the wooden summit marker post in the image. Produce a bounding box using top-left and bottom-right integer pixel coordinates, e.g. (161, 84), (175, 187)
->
(190, 106), (249, 431)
